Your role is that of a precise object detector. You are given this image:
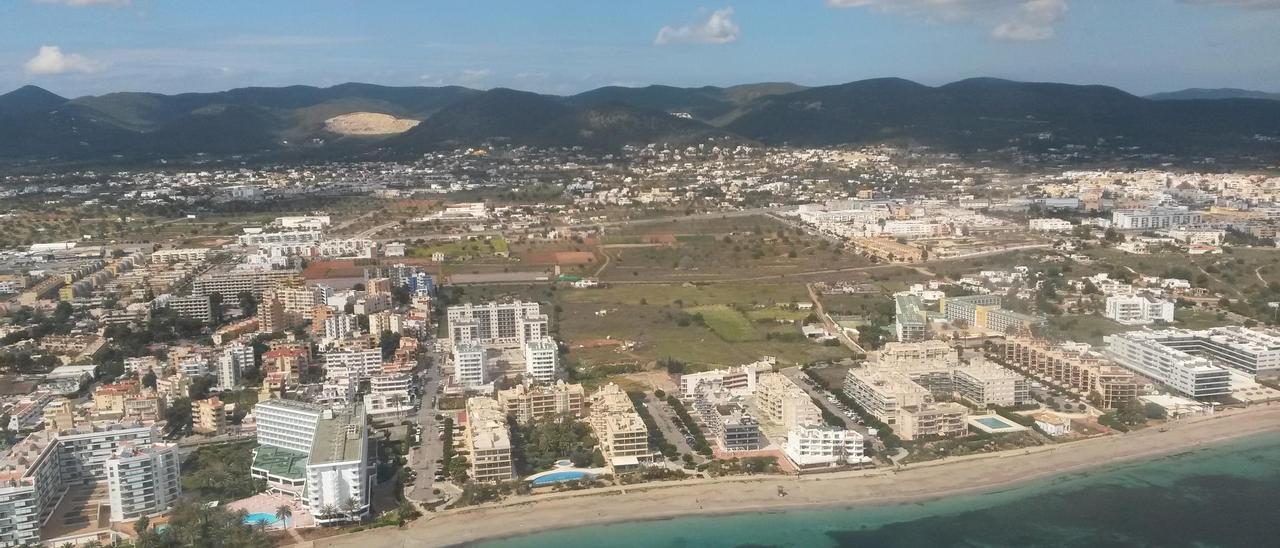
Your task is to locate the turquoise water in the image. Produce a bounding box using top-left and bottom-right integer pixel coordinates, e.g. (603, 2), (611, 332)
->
(475, 433), (1280, 548)
(243, 512), (284, 527)
(975, 416), (1018, 429)
(531, 470), (594, 486)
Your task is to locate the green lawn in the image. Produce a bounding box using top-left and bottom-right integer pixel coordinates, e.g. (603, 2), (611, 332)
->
(688, 305), (758, 342)
(1037, 314), (1134, 346)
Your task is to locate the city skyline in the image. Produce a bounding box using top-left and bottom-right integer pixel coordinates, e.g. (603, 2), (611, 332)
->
(3, 0), (1280, 98)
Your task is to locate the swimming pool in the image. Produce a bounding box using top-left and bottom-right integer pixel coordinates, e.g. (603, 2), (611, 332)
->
(976, 417), (1014, 429)
(530, 470), (593, 486)
(969, 415), (1028, 433)
(243, 512), (285, 528)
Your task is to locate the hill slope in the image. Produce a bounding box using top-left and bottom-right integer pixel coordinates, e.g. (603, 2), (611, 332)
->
(1148, 88), (1280, 101)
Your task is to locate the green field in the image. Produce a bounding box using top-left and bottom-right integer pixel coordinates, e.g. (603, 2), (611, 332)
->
(688, 305), (758, 342)
(1037, 314), (1135, 346)
(408, 236), (509, 259)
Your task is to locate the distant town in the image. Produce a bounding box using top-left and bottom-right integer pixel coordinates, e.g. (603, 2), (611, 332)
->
(2, 143), (1279, 547)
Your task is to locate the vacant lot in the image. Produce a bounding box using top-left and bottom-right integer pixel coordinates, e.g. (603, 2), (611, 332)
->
(598, 215), (874, 282)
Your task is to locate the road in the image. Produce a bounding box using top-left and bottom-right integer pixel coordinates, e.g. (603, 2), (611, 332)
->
(806, 282), (866, 355)
(779, 366), (868, 436)
(406, 350), (445, 503)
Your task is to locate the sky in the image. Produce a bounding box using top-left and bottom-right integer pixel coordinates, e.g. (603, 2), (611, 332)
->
(2, 0), (1279, 98)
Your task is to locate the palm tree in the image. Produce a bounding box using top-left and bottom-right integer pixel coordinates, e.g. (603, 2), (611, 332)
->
(274, 504), (293, 529)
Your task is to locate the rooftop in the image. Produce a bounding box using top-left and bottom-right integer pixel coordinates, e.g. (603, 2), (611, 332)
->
(309, 405), (367, 465)
(252, 445), (309, 480)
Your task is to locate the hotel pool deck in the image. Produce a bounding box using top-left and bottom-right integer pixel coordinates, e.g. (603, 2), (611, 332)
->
(968, 415), (1029, 434)
(224, 492), (315, 530)
(525, 462), (609, 486)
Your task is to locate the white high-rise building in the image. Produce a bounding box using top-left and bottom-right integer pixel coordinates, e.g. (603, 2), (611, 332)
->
(452, 340), (488, 387)
(322, 348), (382, 380)
(0, 423), (175, 546)
(523, 337), (559, 383)
(324, 313), (360, 340)
(305, 406), (371, 524)
(1104, 295), (1175, 325)
(447, 301), (548, 347)
(254, 399), (323, 454)
(215, 343), (254, 390)
(105, 443), (182, 522)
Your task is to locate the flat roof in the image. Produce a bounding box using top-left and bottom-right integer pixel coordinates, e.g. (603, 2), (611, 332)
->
(309, 407), (366, 465)
(253, 445), (309, 480)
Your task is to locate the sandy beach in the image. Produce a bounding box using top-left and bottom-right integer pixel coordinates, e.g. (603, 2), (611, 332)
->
(309, 405), (1280, 548)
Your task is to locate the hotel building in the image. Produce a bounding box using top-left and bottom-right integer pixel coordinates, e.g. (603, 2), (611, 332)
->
(755, 373), (823, 431)
(1104, 332), (1233, 399)
(1000, 338), (1138, 408)
(586, 384), (651, 468)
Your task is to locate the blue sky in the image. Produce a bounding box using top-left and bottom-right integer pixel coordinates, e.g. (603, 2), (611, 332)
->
(2, 0), (1278, 98)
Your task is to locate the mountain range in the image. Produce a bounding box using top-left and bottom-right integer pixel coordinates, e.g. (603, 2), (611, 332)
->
(2, 78), (1279, 162)
(1147, 88), (1280, 102)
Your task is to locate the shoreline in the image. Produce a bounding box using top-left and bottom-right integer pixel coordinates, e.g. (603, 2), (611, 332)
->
(311, 405), (1280, 548)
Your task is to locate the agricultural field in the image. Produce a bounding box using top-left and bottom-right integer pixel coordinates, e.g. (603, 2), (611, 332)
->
(596, 214), (874, 282)
(556, 283), (851, 376)
(407, 236), (510, 260)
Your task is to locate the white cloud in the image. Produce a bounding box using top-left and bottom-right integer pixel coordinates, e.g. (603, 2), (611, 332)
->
(655, 7), (740, 45)
(1181, 0), (1280, 8)
(992, 0), (1068, 41)
(828, 0), (1069, 41)
(34, 0), (131, 7)
(23, 45), (105, 75)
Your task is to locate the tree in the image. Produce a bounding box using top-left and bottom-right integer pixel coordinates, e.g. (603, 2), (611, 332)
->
(209, 292), (225, 325)
(141, 370), (158, 389)
(275, 505), (292, 529)
(238, 291), (257, 317)
(133, 516), (150, 536)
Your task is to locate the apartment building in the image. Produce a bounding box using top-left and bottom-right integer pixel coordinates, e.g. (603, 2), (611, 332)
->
(952, 360), (1030, 407)
(322, 348), (382, 381)
(1001, 338), (1138, 408)
(496, 381), (585, 424)
(149, 248), (210, 264)
(164, 295), (214, 324)
(942, 294), (1045, 334)
(1028, 218), (1073, 232)
(1104, 295), (1175, 325)
(447, 301), (548, 347)
(783, 426), (865, 468)
(586, 384), (650, 467)
(192, 267), (299, 299)
(464, 397), (513, 482)
(852, 237), (924, 263)
(522, 336), (560, 383)
(1112, 207), (1202, 230)
(451, 340), (488, 387)
(0, 423), (175, 545)
(678, 363), (763, 397)
(1105, 332), (1233, 399)
(104, 443), (182, 522)
(842, 367), (969, 440)
(215, 343), (254, 390)
(893, 294), (929, 342)
(192, 396), (230, 436)
(1137, 326), (1280, 375)
(872, 341), (958, 395)
(755, 372), (823, 430)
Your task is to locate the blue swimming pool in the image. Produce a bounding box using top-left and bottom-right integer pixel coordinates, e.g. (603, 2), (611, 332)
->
(976, 417), (1018, 429)
(243, 512), (285, 527)
(530, 470), (593, 486)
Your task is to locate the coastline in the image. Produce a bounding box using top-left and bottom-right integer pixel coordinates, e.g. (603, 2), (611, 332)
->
(310, 405), (1280, 548)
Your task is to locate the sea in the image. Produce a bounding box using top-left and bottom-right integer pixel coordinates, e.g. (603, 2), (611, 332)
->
(473, 433), (1280, 548)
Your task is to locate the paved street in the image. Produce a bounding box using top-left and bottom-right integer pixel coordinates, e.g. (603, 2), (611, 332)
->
(779, 366), (870, 436)
(407, 350), (445, 502)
